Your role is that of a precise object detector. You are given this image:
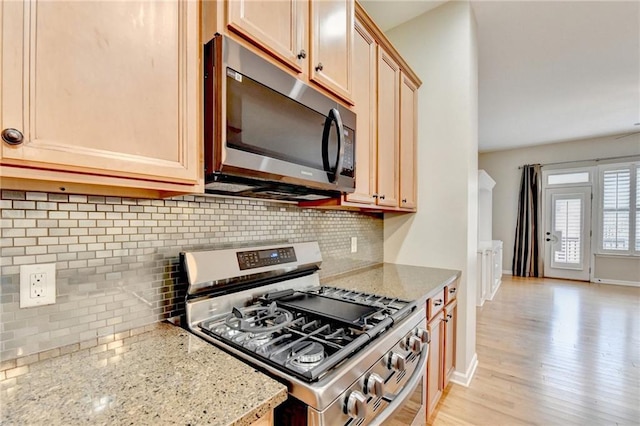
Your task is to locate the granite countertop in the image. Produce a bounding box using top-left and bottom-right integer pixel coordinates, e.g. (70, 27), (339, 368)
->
(0, 323), (287, 426)
(322, 263), (461, 305)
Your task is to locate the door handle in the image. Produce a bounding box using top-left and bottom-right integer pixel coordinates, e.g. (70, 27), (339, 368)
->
(321, 108), (344, 184)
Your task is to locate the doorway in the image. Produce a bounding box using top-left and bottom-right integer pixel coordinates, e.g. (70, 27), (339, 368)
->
(543, 186), (592, 280)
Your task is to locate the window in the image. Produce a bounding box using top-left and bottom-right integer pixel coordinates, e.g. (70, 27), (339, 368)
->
(547, 171), (590, 185)
(598, 163), (639, 255)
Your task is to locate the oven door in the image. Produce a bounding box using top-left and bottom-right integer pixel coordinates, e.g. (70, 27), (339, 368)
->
(370, 344), (428, 426)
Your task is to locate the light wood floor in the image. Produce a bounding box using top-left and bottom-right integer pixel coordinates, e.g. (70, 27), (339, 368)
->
(431, 275), (640, 425)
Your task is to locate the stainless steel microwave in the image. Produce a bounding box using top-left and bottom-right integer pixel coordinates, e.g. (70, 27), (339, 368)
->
(203, 35), (356, 201)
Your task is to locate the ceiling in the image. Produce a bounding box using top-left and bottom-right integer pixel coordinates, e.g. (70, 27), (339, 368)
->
(359, 1), (640, 152)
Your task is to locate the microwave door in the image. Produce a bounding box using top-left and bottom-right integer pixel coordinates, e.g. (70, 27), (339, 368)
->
(321, 108), (346, 183)
(225, 69), (334, 187)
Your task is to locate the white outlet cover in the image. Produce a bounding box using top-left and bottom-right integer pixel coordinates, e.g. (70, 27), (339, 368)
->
(20, 263), (56, 308)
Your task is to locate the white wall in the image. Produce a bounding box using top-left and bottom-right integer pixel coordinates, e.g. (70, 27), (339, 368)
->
(479, 134), (640, 275)
(383, 1), (479, 383)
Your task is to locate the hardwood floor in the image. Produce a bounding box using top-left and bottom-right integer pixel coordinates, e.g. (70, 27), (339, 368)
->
(431, 275), (640, 425)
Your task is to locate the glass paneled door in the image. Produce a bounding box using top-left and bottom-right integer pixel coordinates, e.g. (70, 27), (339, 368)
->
(544, 186), (592, 280)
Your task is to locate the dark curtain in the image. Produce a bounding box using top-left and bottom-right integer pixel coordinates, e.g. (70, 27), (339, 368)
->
(512, 164), (542, 277)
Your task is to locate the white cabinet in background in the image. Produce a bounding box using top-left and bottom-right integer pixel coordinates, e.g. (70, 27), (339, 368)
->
(477, 240), (503, 306)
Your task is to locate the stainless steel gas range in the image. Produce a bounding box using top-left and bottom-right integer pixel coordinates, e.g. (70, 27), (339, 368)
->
(182, 242), (428, 425)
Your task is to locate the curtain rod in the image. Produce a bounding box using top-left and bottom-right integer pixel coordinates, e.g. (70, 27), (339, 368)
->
(517, 154), (640, 169)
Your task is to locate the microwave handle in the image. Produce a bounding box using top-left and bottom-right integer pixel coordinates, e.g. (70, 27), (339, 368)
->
(322, 108), (345, 183)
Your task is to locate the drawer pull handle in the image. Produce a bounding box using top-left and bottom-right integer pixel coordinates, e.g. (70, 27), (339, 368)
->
(315, 62), (324, 72)
(449, 288), (456, 294)
(379, 195), (386, 200)
(297, 49), (307, 59)
(434, 299), (442, 306)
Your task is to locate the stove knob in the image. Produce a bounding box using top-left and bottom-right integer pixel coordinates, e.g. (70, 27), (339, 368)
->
(389, 352), (406, 371)
(416, 328), (430, 344)
(406, 335), (422, 354)
(364, 373), (385, 398)
(345, 391), (368, 419)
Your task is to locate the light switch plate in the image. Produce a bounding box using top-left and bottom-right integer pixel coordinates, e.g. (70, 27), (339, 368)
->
(20, 263), (56, 308)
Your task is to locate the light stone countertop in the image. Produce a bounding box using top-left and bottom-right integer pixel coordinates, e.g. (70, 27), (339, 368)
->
(0, 323), (287, 426)
(322, 263), (461, 306)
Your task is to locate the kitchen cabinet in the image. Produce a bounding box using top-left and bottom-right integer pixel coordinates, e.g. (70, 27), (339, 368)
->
(399, 74), (418, 209)
(426, 279), (459, 420)
(376, 49), (400, 208)
(215, 0), (353, 104)
(309, 0), (354, 102)
(301, 4), (421, 213)
(443, 298), (457, 387)
(226, 0), (306, 73)
(426, 310), (444, 417)
(345, 20), (377, 205)
(0, 0), (202, 198)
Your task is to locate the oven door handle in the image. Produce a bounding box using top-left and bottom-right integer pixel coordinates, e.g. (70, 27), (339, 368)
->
(369, 344), (429, 426)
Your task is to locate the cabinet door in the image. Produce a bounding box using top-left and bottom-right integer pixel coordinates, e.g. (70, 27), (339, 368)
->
(376, 49), (400, 207)
(0, 1), (199, 185)
(345, 20), (376, 205)
(227, 0), (305, 73)
(426, 311), (444, 418)
(310, 0), (353, 102)
(443, 299), (457, 388)
(399, 73), (418, 210)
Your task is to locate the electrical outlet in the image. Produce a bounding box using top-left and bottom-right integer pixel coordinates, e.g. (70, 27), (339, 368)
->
(351, 236), (358, 253)
(20, 263), (56, 308)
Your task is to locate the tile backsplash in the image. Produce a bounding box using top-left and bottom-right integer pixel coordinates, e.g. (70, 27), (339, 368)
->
(0, 191), (383, 362)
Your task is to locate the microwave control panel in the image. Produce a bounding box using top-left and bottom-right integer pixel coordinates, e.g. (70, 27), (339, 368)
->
(237, 247), (297, 270)
(342, 128), (355, 178)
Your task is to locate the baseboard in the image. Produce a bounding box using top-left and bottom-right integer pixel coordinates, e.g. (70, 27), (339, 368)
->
(592, 278), (640, 287)
(487, 280), (502, 300)
(502, 269), (512, 275)
(450, 353), (478, 387)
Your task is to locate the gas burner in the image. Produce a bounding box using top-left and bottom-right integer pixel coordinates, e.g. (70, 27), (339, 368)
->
(289, 341), (325, 370)
(372, 311), (387, 321)
(225, 302), (293, 333)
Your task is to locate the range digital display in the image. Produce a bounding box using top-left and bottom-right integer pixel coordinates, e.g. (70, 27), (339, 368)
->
(237, 246), (296, 270)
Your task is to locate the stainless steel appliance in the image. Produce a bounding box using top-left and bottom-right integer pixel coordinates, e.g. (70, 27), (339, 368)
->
(204, 35), (356, 201)
(183, 242), (428, 425)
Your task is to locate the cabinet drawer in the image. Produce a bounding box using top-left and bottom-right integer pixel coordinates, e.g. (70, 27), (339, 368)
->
(427, 288), (445, 320)
(445, 279), (459, 304)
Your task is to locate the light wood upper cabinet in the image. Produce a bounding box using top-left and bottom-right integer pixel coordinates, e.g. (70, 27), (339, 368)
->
(0, 0), (201, 196)
(376, 49), (400, 208)
(227, 0), (305, 73)
(346, 20), (377, 205)
(309, 0), (354, 102)
(399, 74), (418, 209)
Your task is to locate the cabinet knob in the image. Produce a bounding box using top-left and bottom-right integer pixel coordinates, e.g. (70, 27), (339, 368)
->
(379, 195), (385, 200)
(315, 62), (324, 71)
(2, 128), (24, 145)
(402, 198), (407, 203)
(297, 49), (307, 59)
(434, 299), (443, 306)
(372, 194), (379, 199)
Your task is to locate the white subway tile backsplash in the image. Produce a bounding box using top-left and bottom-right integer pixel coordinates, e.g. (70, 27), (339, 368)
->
(0, 191), (383, 362)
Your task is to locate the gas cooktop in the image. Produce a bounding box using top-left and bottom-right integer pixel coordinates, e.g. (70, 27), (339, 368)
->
(197, 286), (412, 381)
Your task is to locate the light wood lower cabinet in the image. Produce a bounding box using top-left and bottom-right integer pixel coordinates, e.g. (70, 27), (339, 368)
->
(0, 0), (202, 198)
(426, 280), (459, 421)
(250, 410), (273, 426)
(427, 310), (444, 416)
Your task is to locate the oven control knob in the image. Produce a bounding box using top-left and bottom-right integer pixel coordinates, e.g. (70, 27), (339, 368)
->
(345, 391), (368, 419)
(364, 373), (385, 398)
(416, 328), (430, 344)
(389, 352), (406, 371)
(406, 335), (422, 354)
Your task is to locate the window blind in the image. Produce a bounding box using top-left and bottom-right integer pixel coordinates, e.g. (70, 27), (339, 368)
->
(602, 169), (630, 250)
